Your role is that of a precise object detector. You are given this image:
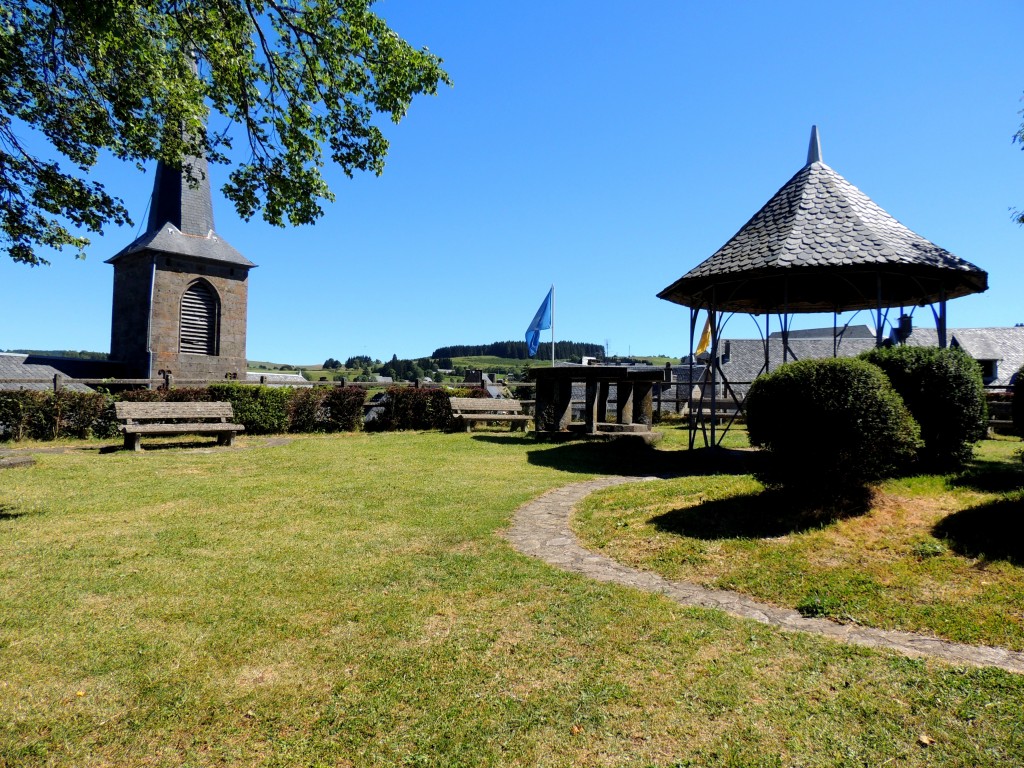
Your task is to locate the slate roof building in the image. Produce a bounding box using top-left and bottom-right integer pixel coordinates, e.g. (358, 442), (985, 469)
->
(902, 326), (1024, 388)
(0, 353), (102, 392)
(107, 149), (255, 380)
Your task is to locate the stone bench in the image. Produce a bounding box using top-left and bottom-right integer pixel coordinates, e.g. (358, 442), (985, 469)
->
(114, 401), (245, 451)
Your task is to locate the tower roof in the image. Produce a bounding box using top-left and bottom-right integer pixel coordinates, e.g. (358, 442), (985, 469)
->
(658, 127), (986, 313)
(107, 154), (254, 267)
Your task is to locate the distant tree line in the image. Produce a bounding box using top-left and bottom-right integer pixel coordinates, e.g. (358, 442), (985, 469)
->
(431, 341), (604, 360)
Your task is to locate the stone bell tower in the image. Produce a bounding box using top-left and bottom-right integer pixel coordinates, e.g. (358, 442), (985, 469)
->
(107, 151), (255, 380)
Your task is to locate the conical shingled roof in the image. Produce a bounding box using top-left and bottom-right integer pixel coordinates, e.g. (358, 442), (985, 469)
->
(658, 129), (986, 313)
(107, 154), (254, 268)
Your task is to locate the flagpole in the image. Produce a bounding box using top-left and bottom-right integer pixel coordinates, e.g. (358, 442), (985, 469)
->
(550, 284), (555, 367)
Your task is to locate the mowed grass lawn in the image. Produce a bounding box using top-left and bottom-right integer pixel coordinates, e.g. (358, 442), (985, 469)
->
(1, 429), (1023, 767)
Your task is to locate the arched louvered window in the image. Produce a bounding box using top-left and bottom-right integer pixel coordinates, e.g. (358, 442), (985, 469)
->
(180, 281), (219, 355)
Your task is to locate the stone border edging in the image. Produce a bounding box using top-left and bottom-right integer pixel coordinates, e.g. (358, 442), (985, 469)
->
(503, 476), (1024, 675)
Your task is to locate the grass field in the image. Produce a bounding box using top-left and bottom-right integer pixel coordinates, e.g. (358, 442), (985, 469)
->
(2, 428), (1023, 766)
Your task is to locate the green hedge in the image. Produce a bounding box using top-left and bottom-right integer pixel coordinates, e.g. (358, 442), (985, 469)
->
(367, 387), (453, 431)
(860, 345), (987, 471)
(746, 358), (921, 494)
(0, 390), (112, 441)
(206, 383), (292, 435)
(288, 386), (366, 433)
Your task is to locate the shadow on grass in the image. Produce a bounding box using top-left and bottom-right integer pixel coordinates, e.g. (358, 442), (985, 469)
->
(650, 486), (874, 540)
(0, 505), (30, 521)
(101, 439), (231, 454)
(933, 496), (1024, 565)
(949, 456), (1024, 494)
(481, 435), (762, 478)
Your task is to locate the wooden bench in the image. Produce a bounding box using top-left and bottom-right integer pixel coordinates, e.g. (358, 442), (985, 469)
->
(449, 397), (532, 432)
(114, 401), (245, 451)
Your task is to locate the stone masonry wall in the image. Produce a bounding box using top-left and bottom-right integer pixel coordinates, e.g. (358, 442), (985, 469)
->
(149, 255), (248, 380)
(110, 251), (249, 380)
(109, 254), (156, 379)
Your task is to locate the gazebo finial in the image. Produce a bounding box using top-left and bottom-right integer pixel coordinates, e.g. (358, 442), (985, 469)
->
(807, 125), (822, 165)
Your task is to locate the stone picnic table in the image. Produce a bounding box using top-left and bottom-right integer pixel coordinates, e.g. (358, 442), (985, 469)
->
(528, 365), (669, 437)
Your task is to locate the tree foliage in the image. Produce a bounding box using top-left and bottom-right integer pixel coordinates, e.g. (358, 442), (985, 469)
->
(0, 0), (450, 265)
(1016, 95), (1024, 225)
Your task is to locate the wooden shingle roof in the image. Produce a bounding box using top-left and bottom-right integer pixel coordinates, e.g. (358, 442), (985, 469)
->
(658, 128), (987, 313)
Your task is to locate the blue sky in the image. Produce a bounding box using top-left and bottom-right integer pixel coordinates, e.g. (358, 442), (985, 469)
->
(2, 0), (1021, 364)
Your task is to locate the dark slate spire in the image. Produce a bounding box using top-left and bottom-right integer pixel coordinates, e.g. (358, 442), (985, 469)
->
(806, 124), (822, 165)
(107, 150), (254, 267)
(147, 154), (215, 237)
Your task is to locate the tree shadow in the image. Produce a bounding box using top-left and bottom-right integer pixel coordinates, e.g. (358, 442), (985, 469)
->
(948, 456), (1024, 494)
(933, 497), (1024, 565)
(650, 486), (874, 540)
(510, 437), (760, 478)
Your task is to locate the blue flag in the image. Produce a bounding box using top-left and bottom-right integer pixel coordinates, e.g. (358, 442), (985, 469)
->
(525, 288), (553, 357)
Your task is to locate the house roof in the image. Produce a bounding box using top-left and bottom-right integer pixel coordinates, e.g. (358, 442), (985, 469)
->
(0, 354), (121, 392)
(768, 324), (876, 340)
(711, 336), (878, 390)
(107, 154), (254, 268)
(904, 326), (1024, 387)
(658, 127), (987, 313)
(244, 372), (309, 387)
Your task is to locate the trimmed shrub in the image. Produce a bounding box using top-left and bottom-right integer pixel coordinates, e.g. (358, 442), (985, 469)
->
(288, 386), (366, 433)
(746, 357), (921, 495)
(368, 387), (452, 431)
(288, 387), (329, 433)
(861, 345), (987, 471)
(321, 386), (366, 432)
(0, 390), (112, 441)
(162, 386), (213, 403)
(207, 383), (291, 434)
(0, 391), (46, 441)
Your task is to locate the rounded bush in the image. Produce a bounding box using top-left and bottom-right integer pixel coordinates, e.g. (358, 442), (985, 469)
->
(746, 357), (920, 493)
(861, 345), (987, 471)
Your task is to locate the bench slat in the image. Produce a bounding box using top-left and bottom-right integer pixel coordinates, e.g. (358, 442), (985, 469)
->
(457, 414), (532, 422)
(120, 423), (245, 435)
(449, 398), (524, 413)
(115, 402), (235, 420)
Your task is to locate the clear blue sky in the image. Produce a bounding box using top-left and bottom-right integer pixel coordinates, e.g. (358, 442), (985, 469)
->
(2, 0), (1021, 364)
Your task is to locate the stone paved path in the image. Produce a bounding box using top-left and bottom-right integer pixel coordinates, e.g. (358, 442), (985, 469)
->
(504, 476), (1024, 675)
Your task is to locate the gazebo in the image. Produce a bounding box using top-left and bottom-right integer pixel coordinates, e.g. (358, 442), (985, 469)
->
(658, 127), (988, 446)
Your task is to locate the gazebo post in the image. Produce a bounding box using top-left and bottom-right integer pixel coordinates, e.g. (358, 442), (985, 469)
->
(833, 312), (838, 357)
(709, 290), (718, 449)
(782, 279), (790, 364)
(876, 273), (884, 347)
(688, 307), (698, 449)
(938, 290), (948, 348)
